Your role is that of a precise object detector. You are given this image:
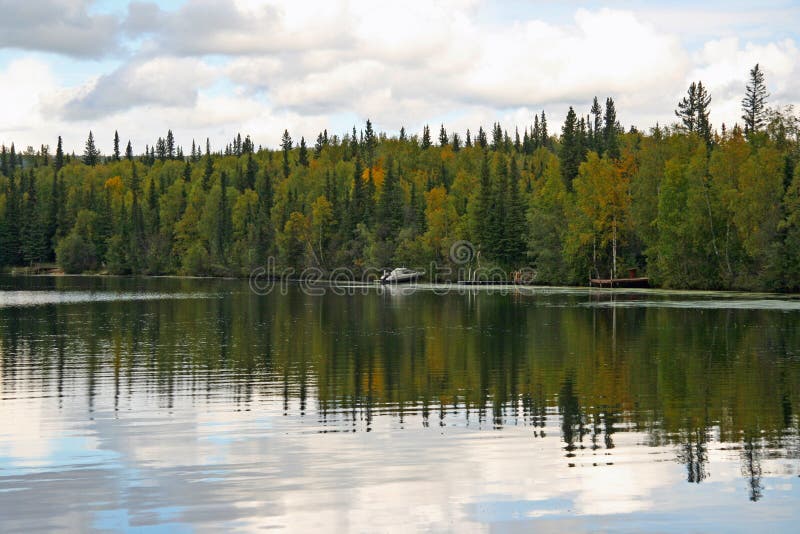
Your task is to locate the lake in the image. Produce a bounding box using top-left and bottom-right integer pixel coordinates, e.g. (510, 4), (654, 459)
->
(1, 276), (798, 532)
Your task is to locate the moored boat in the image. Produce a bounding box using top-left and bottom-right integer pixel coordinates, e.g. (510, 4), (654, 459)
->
(379, 267), (425, 284)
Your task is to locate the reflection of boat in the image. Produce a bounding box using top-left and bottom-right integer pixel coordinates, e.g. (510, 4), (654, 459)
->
(379, 267), (425, 284)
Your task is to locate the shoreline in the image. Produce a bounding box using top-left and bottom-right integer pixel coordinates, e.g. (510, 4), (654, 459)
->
(2, 271), (799, 297)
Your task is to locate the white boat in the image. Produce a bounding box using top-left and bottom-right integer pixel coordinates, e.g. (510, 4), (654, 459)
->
(379, 267), (425, 284)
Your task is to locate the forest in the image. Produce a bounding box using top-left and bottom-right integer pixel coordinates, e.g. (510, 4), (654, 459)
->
(1, 64), (799, 291)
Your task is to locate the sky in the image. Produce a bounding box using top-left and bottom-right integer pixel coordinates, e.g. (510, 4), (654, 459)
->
(0, 0), (799, 153)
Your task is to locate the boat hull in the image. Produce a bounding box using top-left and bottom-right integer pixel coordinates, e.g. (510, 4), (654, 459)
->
(380, 273), (423, 284)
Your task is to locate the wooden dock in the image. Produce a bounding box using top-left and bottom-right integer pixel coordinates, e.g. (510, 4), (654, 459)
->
(589, 277), (650, 288)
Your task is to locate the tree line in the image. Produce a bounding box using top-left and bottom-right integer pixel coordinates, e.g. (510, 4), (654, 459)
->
(1, 63), (799, 291)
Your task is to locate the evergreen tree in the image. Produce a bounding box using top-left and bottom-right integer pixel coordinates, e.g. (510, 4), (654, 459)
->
(46, 169), (59, 260)
(695, 82), (713, 146)
(125, 140), (133, 160)
(475, 151), (493, 252)
(421, 125), (432, 149)
(377, 157), (404, 242)
(439, 124), (448, 147)
(216, 171), (231, 263)
(505, 155), (527, 266)
(560, 106), (581, 188)
(1, 145), (7, 177)
(123, 162), (143, 272)
(156, 137), (167, 162)
(676, 82), (698, 133)
(166, 129), (175, 159)
(53, 140), (65, 172)
(539, 111), (549, 148)
(465, 129), (472, 148)
(245, 153), (257, 189)
(21, 170), (46, 264)
(452, 132), (461, 152)
(203, 139), (213, 190)
(399, 126), (407, 142)
(1, 173), (20, 264)
(603, 98), (620, 160)
(298, 137), (309, 167)
(314, 132), (325, 158)
(491, 122), (503, 151)
(742, 63), (769, 136)
(113, 131), (121, 161)
(83, 131), (99, 166)
(590, 97), (603, 153)
(281, 129), (292, 178)
(364, 119), (376, 165)
(348, 156), (366, 236)
(477, 127), (488, 148)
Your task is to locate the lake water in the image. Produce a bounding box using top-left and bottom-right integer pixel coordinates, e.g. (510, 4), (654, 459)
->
(1, 276), (798, 532)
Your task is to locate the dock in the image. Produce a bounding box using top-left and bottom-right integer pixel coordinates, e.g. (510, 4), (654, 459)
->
(589, 277), (650, 288)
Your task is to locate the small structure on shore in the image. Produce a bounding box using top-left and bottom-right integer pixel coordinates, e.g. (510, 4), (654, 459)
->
(590, 268), (650, 288)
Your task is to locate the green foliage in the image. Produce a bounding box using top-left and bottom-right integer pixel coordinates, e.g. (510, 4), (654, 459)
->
(3, 76), (800, 291)
(56, 231), (97, 273)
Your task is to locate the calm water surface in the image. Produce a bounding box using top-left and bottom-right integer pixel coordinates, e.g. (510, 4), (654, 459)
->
(1, 276), (798, 532)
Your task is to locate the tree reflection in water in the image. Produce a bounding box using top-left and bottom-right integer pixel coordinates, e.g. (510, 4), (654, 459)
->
(1, 276), (799, 503)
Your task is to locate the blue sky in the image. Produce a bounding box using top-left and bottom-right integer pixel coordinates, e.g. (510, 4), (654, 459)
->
(0, 0), (798, 153)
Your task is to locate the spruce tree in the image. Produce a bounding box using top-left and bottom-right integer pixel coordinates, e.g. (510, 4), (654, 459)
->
(377, 157), (404, 242)
(216, 171), (231, 264)
(113, 131), (121, 161)
(83, 131), (99, 166)
(166, 130), (175, 160)
(676, 82), (698, 132)
(559, 107), (581, 187)
(742, 63), (769, 135)
(364, 119), (376, 165)
(1, 173), (21, 265)
(53, 137), (64, 172)
(314, 132), (325, 158)
(421, 125), (432, 149)
(491, 123), (503, 151)
(349, 156), (366, 236)
(695, 81), (712, 146)
(281, 129), (292, 178)
(590, 97), (603, 153)
(298, 137), (309, 167)
(156, 137), (167, 162)
(476, 151), (492, 251)
(439, 124), (448, 147)
(465, 129), (472, 148)
(125, 141), (133, 161)
(505, 155), (527, 266)
(245, 153), (257, 189)
(47, 169), (59, 260)
(603, 98), (620, 160)
(203, 139), (213, 190)
(477, 127), (488, 148)
(539, 111), (548, 148)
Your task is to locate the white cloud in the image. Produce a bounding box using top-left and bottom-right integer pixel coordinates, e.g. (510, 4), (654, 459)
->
(1, 1), (799, 151)
(55, 57), (219, 120)
(0, 0), (120, 58)
(0, 58), (58, 141)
